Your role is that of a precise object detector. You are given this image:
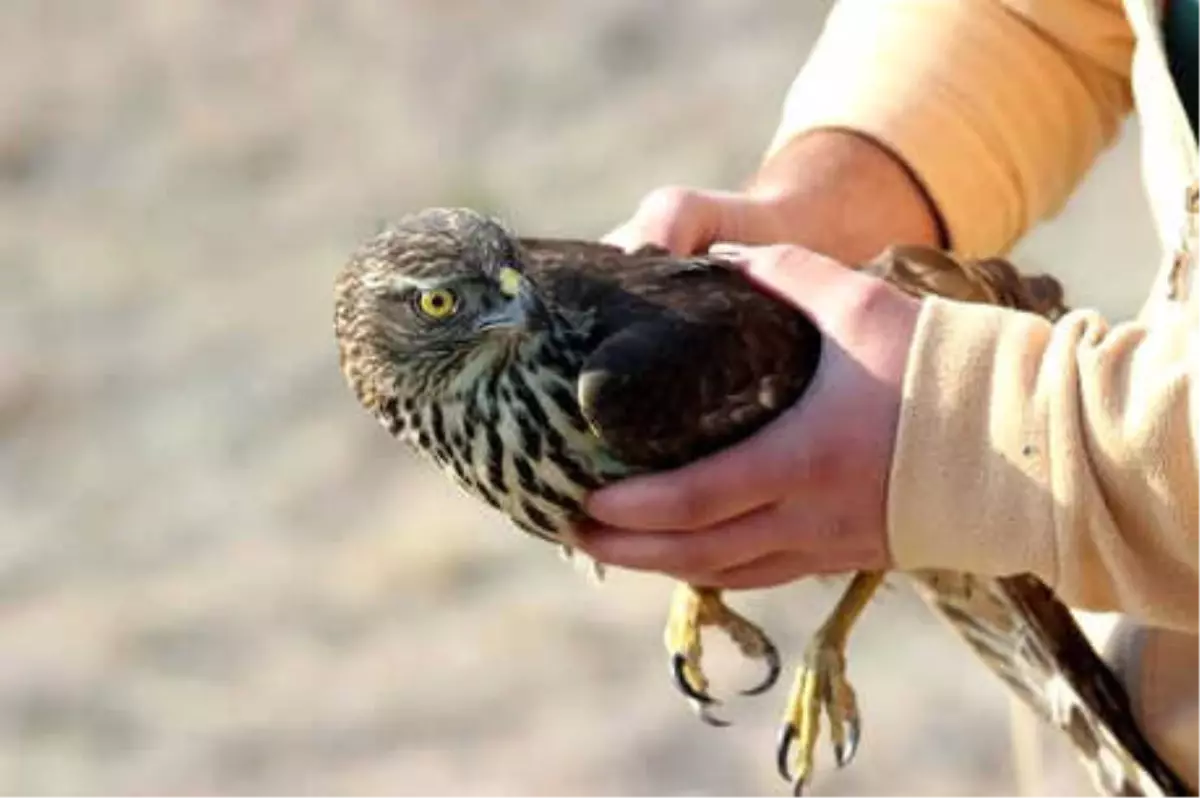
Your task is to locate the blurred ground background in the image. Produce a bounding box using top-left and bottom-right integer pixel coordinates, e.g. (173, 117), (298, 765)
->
(0, 2), (1163, 795)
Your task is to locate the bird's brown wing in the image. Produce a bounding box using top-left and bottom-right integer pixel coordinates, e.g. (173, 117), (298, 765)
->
(517, 238), (822, 470)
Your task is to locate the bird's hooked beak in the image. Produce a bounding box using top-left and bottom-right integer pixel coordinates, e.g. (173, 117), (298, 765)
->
(474, 266), (547, 334)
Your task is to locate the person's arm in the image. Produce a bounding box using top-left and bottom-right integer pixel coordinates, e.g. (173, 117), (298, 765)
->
(765, 0), (1135, 256)
(746, 129), (948, 262)
(608, 0), (1135, 261)
(602, 128), (944, 262)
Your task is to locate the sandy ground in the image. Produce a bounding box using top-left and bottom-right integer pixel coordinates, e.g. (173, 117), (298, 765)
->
(0, 2), (1162, 795)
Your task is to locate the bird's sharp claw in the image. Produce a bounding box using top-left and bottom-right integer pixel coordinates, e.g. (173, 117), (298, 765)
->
(672, 651), (732, 727)
(665, 587), (782, 733)
(696, 701), (731, 728)
(776, 722), (797, 782)
(776, 642), (861, 792)
(824, 659), (861, 771)
(741, 638), (782, 697)
(777, 724), (816, 798)
(672, 655), (729, 726)
(838, 716), (861, 768)
(665, 586), (780, 703)
(671, 652), (716, 705)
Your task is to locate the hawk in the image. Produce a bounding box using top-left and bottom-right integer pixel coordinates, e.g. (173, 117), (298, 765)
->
(333, 207), (1188, 796)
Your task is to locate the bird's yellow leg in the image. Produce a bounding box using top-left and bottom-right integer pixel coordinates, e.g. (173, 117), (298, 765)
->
(778, 570), (885, 795)
(665, 583), (781, 726)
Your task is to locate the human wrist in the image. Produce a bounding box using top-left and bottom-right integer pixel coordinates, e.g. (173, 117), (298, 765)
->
(746, 129), (947, 264)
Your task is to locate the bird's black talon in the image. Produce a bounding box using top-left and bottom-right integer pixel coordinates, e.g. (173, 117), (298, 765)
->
(696, 702), (731, 728)
(671, 652), (715, 704)
(776, 723), (797, 782)
(740, 638), (781, 696)
(791, 774), (809, 797)
(841, 717), (861, 767)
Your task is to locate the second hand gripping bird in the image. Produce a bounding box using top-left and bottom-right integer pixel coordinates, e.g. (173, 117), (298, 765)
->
(334, 207), (1188, 796)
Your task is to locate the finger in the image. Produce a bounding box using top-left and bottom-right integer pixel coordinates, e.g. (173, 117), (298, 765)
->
(707, 545), (876, 590)
(582, 493), (886, 582)
(703, 552), (822, 591)
(600, 222), (651, 253)
(581, 497), (856, 573)
(709, 242), (851, 292)
(601, 186), (723, 255)
(721, 243), (894, 334)
(602, 213), (708, 257)
(577, 508), (786, 576)
(586, 407), (830, 531)
(744, 246), (870, 302)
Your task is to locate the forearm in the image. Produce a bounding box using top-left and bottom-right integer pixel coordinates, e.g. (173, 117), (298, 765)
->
(745, 129), (946, 264)
(761, 0), (1133, 257)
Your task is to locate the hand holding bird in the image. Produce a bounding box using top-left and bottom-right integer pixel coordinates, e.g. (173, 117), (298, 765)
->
(580, 243), (915, 589)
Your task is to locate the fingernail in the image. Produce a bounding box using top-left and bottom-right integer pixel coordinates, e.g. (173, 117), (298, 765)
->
(707, 242), (752, 266)
(601, 229), (640, 254)
(569, 524), (621, 561)
(584, 489), (617, 522)
(585, 486), (640, 525)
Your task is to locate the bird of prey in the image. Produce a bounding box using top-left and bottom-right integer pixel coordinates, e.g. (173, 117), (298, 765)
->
(333, 207), (1189, 796)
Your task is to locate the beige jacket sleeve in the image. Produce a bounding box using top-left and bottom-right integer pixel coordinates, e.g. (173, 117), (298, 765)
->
(891, 300), (1198, 631)
(765, 0), (1134, 257)
(767, 0), (1198, 630)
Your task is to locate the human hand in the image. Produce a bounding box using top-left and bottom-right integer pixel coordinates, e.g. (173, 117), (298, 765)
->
(603, 131), (945, 262)
(603, 185), (791, 256)
(577, 243), (922, 589)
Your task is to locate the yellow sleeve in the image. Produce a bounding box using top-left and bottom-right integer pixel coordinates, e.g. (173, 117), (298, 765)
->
(765, 0), (1135, 256)
(887, 297), (1199, 631)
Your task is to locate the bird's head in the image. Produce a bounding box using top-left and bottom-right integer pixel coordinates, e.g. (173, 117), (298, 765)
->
(334, 207), (549, 412)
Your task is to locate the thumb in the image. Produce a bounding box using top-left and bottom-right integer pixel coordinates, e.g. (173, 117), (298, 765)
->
(714, 242), (919, 394)
(586, 407), (821, 531)
(709, 242), (878, 329)
(603, 187), (735, 256)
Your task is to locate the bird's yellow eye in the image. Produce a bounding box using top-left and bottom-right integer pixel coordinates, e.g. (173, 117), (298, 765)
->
(417, 288), (458, 319)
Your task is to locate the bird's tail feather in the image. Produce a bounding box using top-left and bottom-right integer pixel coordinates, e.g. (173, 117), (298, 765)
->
(909, 570), (1190, 796)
